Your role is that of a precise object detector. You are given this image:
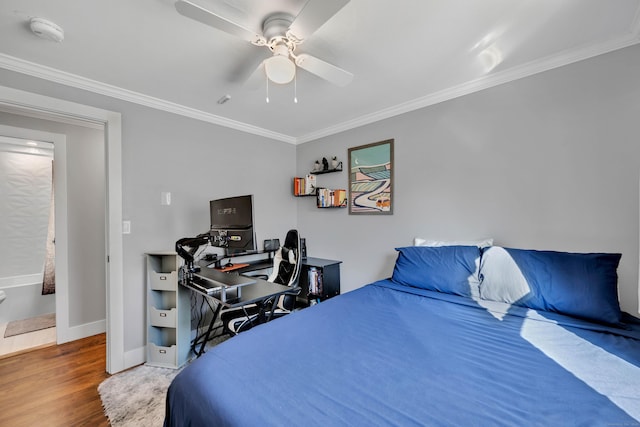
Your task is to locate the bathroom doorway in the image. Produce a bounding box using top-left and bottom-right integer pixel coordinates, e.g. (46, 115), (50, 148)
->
(0, 114), (108, 358)
(0, 127), (66, 357)
(0, 86), (124, 374)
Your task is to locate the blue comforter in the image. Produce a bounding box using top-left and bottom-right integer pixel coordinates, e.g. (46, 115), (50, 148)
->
(165, 280), (640, 426)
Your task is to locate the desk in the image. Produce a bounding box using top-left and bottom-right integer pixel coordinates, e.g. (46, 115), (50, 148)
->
(190, 265), (256, 302)
(183, 266), (294, 357)
(199, 252), (276, 281)
(236, 259), (274, 274)
(203, 250), (275, 271)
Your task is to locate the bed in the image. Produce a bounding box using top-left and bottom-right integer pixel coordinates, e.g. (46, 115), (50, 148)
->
(165, 244), (640, 426)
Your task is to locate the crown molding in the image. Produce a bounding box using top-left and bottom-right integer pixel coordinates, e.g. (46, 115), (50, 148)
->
(1, 22), (639, 147)
(297, 32), (640, 144)
(0, 53), (296, 144)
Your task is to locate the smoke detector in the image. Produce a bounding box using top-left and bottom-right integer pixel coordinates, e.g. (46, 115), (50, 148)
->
(30, 17), (64, 42)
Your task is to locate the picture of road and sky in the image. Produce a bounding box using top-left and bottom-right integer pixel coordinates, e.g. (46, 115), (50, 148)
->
(349, 140), (393, 214)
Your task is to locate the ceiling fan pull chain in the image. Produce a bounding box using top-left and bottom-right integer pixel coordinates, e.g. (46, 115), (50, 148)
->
(294, 72), (298, 104)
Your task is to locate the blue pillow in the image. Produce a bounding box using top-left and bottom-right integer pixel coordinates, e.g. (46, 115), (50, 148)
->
(392, 246), (481, 297)
(479, 246), (622, 325)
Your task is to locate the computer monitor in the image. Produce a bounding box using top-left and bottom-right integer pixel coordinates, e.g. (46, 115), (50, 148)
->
(209, 195), (256, 255)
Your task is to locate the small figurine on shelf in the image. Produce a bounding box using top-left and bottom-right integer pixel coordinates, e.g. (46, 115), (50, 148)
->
(331, 156), (339, 169)
(313, 160), (322, 172)
(322, 157), (329, 171)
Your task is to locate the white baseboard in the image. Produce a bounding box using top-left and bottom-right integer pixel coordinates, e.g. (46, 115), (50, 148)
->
(57, 319), (106, 344)
(54, 316), (144, 372)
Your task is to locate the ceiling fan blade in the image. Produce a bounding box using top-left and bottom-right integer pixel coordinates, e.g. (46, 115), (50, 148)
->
(230, 49), (271, 85)
(244, 61), (267, 90)
(289, 0), (350, 41)
(295, 53), (353, 87)
(175, 0), (262, 43)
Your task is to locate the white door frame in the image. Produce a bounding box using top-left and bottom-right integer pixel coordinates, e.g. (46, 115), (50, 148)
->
(0, 125), (70, 343)
(0, 85), (124, 374)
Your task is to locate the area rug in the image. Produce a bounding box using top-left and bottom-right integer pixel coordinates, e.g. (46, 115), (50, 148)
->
(98, 364), (181, 427)
(4, 313), (56, 338)
(98, 334), (229, 426)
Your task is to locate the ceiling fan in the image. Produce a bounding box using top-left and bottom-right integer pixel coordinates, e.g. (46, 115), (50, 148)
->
(175, 0), (354, 87)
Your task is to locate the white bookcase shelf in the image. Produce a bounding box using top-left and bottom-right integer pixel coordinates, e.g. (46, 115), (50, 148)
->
(146, 252), (190, 368)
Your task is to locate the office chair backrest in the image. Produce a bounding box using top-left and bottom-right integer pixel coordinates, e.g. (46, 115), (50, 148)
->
(268, 229), (302, 288)
(221, 230), (302, 335)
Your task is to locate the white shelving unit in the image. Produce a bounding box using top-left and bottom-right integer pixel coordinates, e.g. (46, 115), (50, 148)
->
(146, 251), (190, 368)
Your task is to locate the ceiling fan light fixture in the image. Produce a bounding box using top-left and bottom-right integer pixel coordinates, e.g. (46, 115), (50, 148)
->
(175, 0), (353, 88)
(265, 54), (296, 84)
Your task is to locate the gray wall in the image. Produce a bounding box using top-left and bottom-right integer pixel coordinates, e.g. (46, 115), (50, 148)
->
(0, 69), (298, 353)
(120, 105), (297, 351)
(1, 40), (638, 357)
(297, 43), (640, 316)
(0, 111), (106, 326)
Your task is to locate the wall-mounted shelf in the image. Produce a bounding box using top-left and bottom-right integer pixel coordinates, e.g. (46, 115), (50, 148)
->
(310, 167), (342, 175)
(293, 175), (317, 196)
(294, 172), (347, 208)
(317, 188), (347, 208)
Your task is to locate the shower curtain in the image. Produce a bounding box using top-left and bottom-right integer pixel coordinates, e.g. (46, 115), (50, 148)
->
(42, 161), (55, 295)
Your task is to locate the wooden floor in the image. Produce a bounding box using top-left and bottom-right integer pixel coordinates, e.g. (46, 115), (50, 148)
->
(0, 333), (110, 426)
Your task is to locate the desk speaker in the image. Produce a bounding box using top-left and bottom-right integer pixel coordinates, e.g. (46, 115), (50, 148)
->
(264, 238), (280, 252)
(300, 238), (307, 259)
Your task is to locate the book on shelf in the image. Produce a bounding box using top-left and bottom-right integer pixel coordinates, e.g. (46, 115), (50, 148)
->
(305, 175), (316, 194)
(293, 175), (316, 196)
(316, 188), (347, 207)
(307, 267), (323, 296)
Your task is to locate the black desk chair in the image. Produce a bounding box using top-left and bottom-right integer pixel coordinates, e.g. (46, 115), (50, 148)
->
(220, 229), (302, 335)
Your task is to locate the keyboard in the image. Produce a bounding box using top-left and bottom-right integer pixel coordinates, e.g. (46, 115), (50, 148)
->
(188, 279), (222, 295)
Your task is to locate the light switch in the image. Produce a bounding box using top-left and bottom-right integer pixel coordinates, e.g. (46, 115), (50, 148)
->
(122, 221), (131, 234)
(161, 192), (171, 206)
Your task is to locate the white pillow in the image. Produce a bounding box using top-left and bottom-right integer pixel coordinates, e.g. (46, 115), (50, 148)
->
(413, 237), (493, 248)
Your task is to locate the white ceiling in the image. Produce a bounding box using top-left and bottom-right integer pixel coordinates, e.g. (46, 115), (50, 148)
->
(1, 0), (639, 144)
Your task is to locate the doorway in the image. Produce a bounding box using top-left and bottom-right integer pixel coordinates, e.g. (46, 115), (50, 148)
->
(0, 85), (124, 374)
(0, 132), (59, 356)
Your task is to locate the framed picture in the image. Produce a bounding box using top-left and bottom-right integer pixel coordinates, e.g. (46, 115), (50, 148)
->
(348, 139), (394, 215)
